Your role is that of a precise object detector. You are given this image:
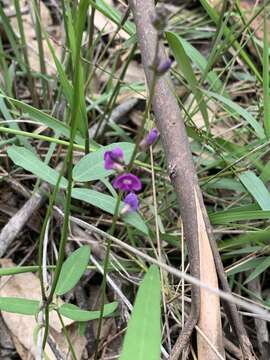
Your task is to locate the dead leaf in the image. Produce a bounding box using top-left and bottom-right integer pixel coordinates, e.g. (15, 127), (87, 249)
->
(94, 0), (129, 40)
(0, 259), (86, 359)
(10, 1), (62, 75)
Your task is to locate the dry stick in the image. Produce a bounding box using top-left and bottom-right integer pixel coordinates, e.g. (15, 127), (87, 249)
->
(0, 184), (48, 257)
(247, 276), (269, 360)
(129, 0), (221, 359)
(128, 0), (255, 359)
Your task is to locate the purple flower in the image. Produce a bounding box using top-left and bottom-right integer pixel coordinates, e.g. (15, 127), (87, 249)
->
(112, 173), (142, 192)
(140, 128), (159, 149)
(157, 58), (172, 74)
(104, 147), (124, 171)
(146, 128), (158, 145)
(121, 193), (139, 214)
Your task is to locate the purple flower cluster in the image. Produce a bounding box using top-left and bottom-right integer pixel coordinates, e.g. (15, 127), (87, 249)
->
(104, 147), (141, 214)
(104, 129), (159, 214)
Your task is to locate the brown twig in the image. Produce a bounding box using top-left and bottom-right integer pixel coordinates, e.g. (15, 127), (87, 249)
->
(128, 0), (255, 359)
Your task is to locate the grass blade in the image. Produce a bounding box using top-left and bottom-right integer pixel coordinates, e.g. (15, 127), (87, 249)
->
(166, 31), (209, 129)
(263, 10), (270, 137)
(244, 256), (270, 284)
(204, 90), (265, 139)
(239, 171), (270, 210)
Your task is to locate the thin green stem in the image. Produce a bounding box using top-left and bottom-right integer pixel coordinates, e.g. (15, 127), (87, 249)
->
(93, 43), (137, 139)
(33, 0), (50, 107)
(56, 310), (78, 360)
(93, 194), (122, 360)
(127, 36), (159, 170)
(41, 0), (90, 350)
(13, 0), (39, 107)
(0, 126), (84, 151)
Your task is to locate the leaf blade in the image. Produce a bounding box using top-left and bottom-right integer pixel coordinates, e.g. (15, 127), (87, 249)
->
(71, 188), (148, 235)
(166, 31), (209, 129)
(7, 145), (68, 188)
(55, 245), (91, 296)
(119, 265), (161, 360)
(73, 142), (135, 182)
(0, 297), (39, 315)
(239, 171), (270, 210)
(59, 302), (118, 321)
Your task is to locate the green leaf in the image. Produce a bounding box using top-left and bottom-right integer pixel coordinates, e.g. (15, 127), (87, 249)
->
(263, 12), (270, 137)
(55, 245), (90, 296)
(204, 90), (265, 139)
(59, 302), (118, 321)
(43, 28), (73, 106)
(227, 258), (263, 276)
(199, 0), (262, 83)
(73, 142), (135, 182)
(166, 33), (225, 95)
(210, 208), (270, 225)
(0, 297), (39, 315)
(89, 0), (136, 36)
(1, 96), (84, 145)
(71, 188), (149, 235)
(119, 265), (161, 360)
(0, 95), (30, 149)
(166, 31), (209, 129)
(7, 145), (68, 188)
(244, 256), (270, 284)
(220, 228), (270, 250)
(239, 171), (270, 210)
(207, 178), (245, 192)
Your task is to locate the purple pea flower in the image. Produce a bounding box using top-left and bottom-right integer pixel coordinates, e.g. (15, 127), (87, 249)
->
(121, 192), (139, 214)
(104, 147), (124, 171)
(112, 173), (142, 192)
(140, 128), (159, 150)
(157, 58), (172, 75)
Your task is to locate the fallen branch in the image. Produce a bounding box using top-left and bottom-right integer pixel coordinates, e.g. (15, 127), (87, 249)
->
(128, 0), (255, 358)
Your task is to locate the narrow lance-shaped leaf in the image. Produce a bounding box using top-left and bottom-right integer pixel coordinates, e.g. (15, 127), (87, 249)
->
(244, 256), (270, 284)
(1, 95), (84, 145)
(210, 208), (270, 225)
(239, 171), (270, 210)
(71, 188), (149, 235)
(0, 297), (39, 316)
(7, 145), (68, 188)
(59, 302), (118, 321)
(166, 31), (209, 129)
(55, 245), (91, 296)
(119, 265), (161, 360)
(165, 32), (226, 95)
(204, 90), (265, 139)
(263, 12), (270, 138)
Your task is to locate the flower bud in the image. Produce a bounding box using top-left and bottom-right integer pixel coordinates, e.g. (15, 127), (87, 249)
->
(121, 193), (139, 214)
(140, 128), (159, 150)
(157, 58), (172, 75)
